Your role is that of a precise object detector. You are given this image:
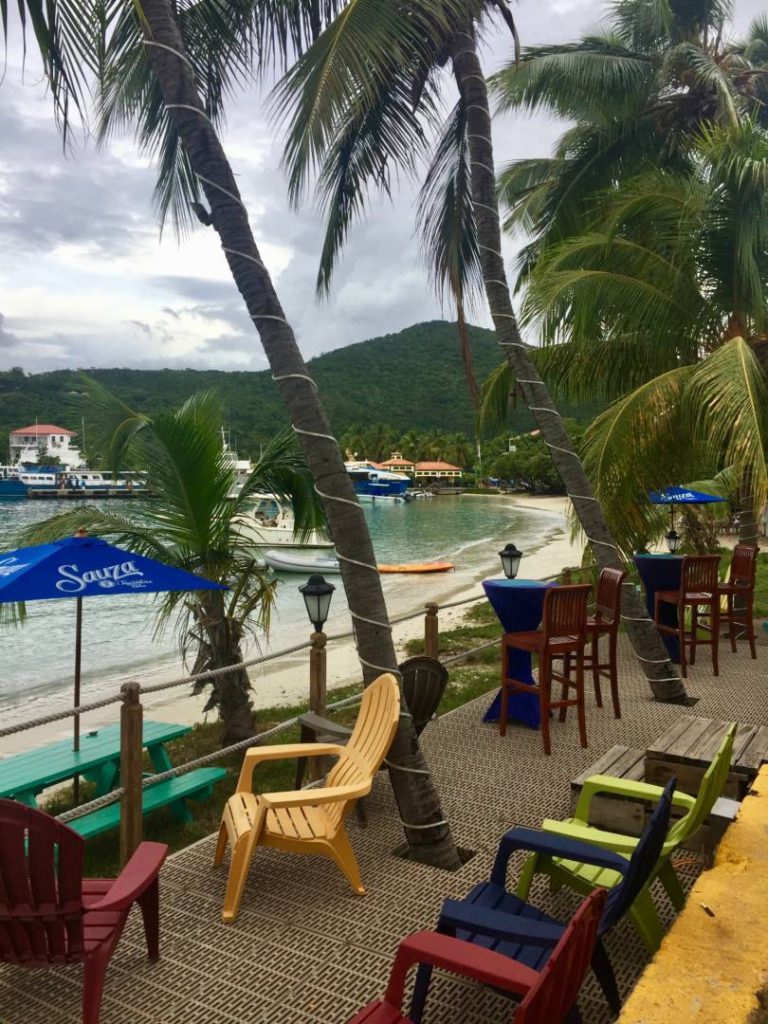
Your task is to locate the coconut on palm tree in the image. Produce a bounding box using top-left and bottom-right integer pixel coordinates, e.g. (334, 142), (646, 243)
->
(21, 387), (324, 744)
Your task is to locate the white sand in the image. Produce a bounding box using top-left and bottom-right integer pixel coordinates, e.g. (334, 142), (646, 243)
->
(2, 494), (583, 754)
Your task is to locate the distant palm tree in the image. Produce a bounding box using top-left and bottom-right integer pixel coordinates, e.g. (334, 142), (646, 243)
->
(21, 388), (322, 744)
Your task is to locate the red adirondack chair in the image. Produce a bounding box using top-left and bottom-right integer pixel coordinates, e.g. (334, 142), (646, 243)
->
(345, 889), (606, 1024)
(0, 799), (168, 1024)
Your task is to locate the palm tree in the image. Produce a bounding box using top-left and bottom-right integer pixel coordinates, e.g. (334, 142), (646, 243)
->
(271, 0), (687, 701)
(493, 0), (768, 297)
(20, 388), (323, 744)
(514, 121), (768, 552)
(3, 0), (462, 867)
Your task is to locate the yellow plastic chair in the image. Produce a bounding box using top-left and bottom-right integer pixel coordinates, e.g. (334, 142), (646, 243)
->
(214, 672), (400, 922)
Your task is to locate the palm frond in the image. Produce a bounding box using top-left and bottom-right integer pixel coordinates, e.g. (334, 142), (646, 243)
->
(311, 72), (432, 294)
(2, 0), (96, 132)
(271, 0), (482, 208)
(416, 97), (484, 404)
(684, 337), (768, 512)
(477, 361), (515, 436)
(581, 366), (696, 553)
(491, 35), (656, 121)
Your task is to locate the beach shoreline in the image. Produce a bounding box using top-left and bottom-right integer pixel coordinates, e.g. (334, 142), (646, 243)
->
(1, 493), (582, 754)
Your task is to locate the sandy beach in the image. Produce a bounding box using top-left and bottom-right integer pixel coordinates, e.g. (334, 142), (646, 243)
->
(1, 494), (583, 754)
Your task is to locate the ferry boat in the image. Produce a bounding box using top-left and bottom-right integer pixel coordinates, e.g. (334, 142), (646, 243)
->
(0, 464), (150, 500)
(344, 461), (411, 502)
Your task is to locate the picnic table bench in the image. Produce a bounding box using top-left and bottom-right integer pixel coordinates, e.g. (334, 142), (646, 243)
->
(0, 721), (227, 836)
(570, 716), (768, 856)
(0, 721), (189, 807)
(69, 767), (226, 838)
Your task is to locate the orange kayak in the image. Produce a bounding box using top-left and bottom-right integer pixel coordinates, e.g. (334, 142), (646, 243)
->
(377, 562), (455, 574)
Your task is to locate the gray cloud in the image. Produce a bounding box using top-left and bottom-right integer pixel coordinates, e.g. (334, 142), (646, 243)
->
(0, 313), (19, 349)
(2, 0), (764, 373)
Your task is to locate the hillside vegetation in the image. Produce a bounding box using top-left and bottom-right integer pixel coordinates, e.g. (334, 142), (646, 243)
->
(0, 321), (602, 459)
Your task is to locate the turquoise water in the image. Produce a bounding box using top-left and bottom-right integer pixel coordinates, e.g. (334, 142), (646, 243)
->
(0, 495), (562, 725)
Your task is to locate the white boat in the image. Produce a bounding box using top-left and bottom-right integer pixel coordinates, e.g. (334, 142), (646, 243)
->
(222, 429), (254, 499)
(263, 548), (341, 574)
(236, 494), (335, 550)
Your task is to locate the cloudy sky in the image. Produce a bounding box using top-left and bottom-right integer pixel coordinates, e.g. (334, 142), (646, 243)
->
(0, 1), (763, 372)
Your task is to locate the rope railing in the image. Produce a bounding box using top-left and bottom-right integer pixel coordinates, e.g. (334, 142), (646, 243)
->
(1, 563), (591, 740)
(56, 688), (368, 824)
(53, 634), (494, 826)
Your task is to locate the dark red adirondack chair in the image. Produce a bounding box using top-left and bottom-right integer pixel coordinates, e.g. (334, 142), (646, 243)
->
(345, 889), (606, 1024)
(0, 799), (168, 1024)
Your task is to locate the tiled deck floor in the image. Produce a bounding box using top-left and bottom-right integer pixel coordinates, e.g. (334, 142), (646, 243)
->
(3, 632), (767, 1024)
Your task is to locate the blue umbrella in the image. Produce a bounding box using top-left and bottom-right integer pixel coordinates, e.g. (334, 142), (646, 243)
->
(0, 534), (226, 772)
(649, 486), (727, 528)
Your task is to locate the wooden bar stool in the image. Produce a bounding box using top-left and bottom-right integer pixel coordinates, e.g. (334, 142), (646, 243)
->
(583, 567), (626, 719)
(654, 554), (720, 678)
(719, 544), (758, 658)
(500, 583), (591, 755)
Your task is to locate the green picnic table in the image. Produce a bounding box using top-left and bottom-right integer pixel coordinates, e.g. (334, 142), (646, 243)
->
(0, 720), (189, 807)
(0, 721), (227, 837)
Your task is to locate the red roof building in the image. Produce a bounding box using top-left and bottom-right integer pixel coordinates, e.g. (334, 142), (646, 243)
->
(10, 424), (75, 436)
(414, 460), (462, 479)
(379, 451), (416, 474)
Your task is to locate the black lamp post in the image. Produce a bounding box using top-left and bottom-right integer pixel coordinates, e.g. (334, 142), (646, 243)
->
(499, 543), (523, 579)
(666, 529), (681, 553)
(299, 574), (335, 633)
(299, 575), (335, 744)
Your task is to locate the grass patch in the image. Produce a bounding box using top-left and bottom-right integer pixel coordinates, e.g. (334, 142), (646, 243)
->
(41, 628), (501, 880)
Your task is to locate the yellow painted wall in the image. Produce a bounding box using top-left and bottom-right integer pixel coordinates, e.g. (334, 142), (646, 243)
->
(617, 765), (768, 1024)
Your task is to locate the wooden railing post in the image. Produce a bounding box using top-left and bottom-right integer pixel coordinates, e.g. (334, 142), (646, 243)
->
(308, 631), (327, 717)
(120, 681), (143, 866)
(308, 632), (327, 782)
(424, 602), (439, 659)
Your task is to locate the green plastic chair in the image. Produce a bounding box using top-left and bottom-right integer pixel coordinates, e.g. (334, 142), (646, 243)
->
(515, 724), (736, 951)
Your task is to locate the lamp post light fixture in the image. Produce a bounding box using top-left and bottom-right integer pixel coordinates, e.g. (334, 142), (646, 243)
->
(299, 574), (336, 633)
(499, 543), (523, 579)
(666, 529), (681, 553)
(299, 576), (336, 763)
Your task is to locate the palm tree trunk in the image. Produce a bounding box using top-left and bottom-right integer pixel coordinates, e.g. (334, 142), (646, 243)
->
(138, 0), (461, 868)
(194, 593), (255, 745)
(451, 27), (687, 703)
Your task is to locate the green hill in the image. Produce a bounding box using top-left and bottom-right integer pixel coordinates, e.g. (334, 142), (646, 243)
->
(0, 321), (602, 459)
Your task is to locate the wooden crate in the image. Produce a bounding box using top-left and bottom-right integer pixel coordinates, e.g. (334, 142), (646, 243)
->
(645, 716), (768, 800)
(570, 735), (746, 857)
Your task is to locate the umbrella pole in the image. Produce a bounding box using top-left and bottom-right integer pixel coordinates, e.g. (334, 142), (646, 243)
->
(73, 596), (82, 803)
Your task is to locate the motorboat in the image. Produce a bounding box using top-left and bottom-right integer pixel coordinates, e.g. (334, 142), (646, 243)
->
(263, 548), (341, 574)
(344, 461), (411, 501)
(236, 494), (334, 550)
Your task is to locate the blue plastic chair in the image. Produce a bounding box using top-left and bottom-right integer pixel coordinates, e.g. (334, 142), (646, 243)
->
(411, 779), (675, 1021)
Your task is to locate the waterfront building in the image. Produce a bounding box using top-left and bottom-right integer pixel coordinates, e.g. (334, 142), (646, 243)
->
(8, 424), (83, 468)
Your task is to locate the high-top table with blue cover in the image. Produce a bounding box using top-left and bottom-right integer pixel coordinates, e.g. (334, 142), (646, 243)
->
(0, 721), (190, 808)
(634, 553), (684, 661)
(482, 578), (556, 728)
